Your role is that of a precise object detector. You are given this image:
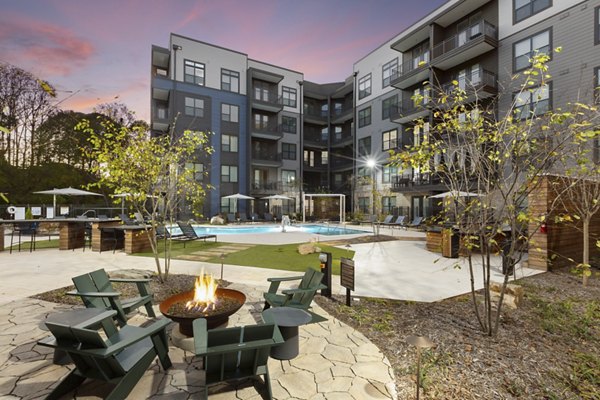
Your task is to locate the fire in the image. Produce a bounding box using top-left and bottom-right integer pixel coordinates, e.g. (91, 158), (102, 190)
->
(185, 268), (218, 312)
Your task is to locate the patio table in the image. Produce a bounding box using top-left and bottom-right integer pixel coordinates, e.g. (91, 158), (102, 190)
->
(262, 307), (311, 360)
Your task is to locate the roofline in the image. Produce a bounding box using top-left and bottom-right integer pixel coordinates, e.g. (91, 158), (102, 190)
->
(248, 58), (304, 77)
(170, 33), (248, 57)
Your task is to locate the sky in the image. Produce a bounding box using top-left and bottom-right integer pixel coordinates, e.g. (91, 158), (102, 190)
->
(0, 0), (447, 122)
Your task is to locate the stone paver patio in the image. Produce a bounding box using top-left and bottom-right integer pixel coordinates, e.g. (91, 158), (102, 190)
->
(0, 280), (396, 399)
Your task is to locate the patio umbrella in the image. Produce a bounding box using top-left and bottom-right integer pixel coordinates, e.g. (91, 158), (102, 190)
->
(223, 193), (254, 213)
(261, 194), (293, 215)
(34, 187), (103, 215)
(429, 191), (482, 198)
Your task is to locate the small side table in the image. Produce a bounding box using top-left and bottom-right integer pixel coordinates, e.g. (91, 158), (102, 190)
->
(262, 307), (311, 360)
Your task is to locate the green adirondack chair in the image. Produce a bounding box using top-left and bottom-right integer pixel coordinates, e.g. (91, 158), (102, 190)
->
(68, 268), (156, 327)
(38, 310), (172, 400)
(263, 267), (327, 311)
(193, 318), (284, 400)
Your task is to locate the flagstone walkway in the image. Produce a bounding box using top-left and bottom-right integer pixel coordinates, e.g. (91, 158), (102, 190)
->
(178, 243), (254, 262)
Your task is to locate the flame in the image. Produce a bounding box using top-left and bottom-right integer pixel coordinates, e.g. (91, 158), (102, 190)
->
(185, 268), (218, 312)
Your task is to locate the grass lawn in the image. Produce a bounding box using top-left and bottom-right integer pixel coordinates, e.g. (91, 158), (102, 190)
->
(8, 238), (60, 250)
(134, 241), (354, 274)
(204, 243), (354, 274)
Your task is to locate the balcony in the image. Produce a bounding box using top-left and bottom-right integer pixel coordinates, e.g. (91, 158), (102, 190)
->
(331, 134), (353, 148)
(303, 132), (328, 148)
(431, 20), (498, 71)
(304, 108), (328, 125)
(330, 105), (353, 124)
(303, 161), (328, 172)
(391, 172), (444, 193)
(389, 97), (431, 124)
(250, 181), (281, 194)
(251, 123), (283, 140)
(251, 151), (282, 167)
(330, 157), (353, 171)
(438, 69), (498, 103)
(390, 56), (430, 90)
(251, 92), (283, 113)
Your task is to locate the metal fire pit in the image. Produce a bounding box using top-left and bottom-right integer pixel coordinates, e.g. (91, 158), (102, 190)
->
(159, 288), (246, 336)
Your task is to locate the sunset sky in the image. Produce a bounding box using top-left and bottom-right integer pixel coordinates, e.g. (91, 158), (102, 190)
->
(0, 0), (447, 121)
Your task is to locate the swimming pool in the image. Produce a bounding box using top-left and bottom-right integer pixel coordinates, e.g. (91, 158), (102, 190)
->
(170, 223), (370, 236)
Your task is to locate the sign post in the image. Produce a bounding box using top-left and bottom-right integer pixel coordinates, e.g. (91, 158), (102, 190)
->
(340, 257), (355, 306)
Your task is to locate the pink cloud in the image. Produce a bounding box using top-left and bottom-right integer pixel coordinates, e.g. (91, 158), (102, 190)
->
(0, 13), (94, 77)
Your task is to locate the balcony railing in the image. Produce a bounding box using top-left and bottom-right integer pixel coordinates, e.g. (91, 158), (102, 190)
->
(251, 181), (281, 192)
(252, 123), (282, 136)
(389, 53), (429, 82)
(391, 172), (442, 190)
(252, 151), (282, 162)
(432, 20), (497, 60)
(439, 69), (498, 97)
(304, 107), (329, 122)
(252, 91), (282, 108)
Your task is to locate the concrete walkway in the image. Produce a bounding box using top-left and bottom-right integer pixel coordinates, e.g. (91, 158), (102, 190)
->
(0, 249), (396, 399)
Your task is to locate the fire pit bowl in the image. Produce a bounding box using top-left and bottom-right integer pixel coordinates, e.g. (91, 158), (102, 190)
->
(159, 288), (246, 336)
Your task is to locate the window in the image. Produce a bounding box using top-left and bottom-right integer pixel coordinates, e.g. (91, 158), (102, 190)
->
(254, 114), (269, 129)
(282, 116), (297, 133)
(413, 87), (431, 107)
(382, 129), (398, 151)
(282, 170), (296, 186)
(382, 58), (398, 87)
(321, 127), (328, 141)
(282, 87), (297, 107)
(357, 167), (369, 178)
(254, 81), (271, 102)
(221, 134), (238, 152)
(358, 137), (371, 157)
(185, 97), (204, 117)
(411, 43), (430, 70)
(221, 198), (235, 213)
(185, 162), (204, 181)
(514, 84), (551, 119)
(514, 0), (551, 24)
(382, 196), (396, 214)
(596, 6), (600, 45)
(358, 107), (371, 128)
(184, 60), (205, 85)
(513, 29), (551, 72)
(334, 126), (342, 141)
(282, 143), (296, 160)
(382, 95), (398, 119)
(358, 74), (372, 99)
(358, 197), (369, 214)
(221, 69), (239, 93)
(221, 165), (238, 183)
(321, 151), (328, 165)
(221, 104), (239, 123)
(304, 150), (315, 167)
(382, 166), (398, 183)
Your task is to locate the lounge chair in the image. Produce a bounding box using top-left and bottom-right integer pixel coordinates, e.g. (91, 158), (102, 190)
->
(238, 212), (250, 223)
(68, 268), (156, 327)
(226, 213), (235, 223)
(388, 215), (406, 228)
(379, 215), (394, 225)
(193, 318), (283, 400)
(404, 216), (424, 230)
(264, 212), (274, 222)
(38, 310), (172, 400)
(174, 221), (217, 248)
(263, 267), (327, 311)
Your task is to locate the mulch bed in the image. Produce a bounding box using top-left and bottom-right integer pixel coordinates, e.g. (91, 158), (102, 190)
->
(315, 268), (600, 399)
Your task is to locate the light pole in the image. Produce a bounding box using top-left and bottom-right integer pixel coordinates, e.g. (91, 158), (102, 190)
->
(220, 253), (225, 280)
(407, 335), (435, 400)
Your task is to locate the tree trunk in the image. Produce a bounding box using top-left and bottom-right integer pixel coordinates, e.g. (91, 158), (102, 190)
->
(582, 217), (590, 287)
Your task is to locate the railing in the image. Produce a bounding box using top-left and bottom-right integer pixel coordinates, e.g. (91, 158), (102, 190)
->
(391, 172), (442, 189)
(432, 20), (497, 59)
(252, 92), (283, 108)
(389, 96), (431, 120)
(390, 53), (429, 82)
(251, 181), (281, 192)
(252, 151), (282, 162)
(251, 123), (281, 135)
(330, 105), (353, 121)
(304, 107), (329, 121)
(303, 133), (328, 145)
(439, 69), (497, 96)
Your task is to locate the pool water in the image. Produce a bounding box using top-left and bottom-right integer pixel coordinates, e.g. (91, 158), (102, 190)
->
(170, 223), (369, 236)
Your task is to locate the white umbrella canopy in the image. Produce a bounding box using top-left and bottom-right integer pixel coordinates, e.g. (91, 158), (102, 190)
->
(429, 191), (482, 198)
(261, 194), (293, 215)
(34, 187), (102, 214)
(111, 192), (159, 213)
(222, 193), (254, 213)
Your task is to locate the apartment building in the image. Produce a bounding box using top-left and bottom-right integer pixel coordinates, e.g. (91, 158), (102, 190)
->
(151, 0), (600, 220)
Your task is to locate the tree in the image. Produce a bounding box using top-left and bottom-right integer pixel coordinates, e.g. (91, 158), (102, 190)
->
(0, 63), (56, 167)
(389, 50), (596, 336)
(93, 102), (146, 130)
(79, 117), (213, 282)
